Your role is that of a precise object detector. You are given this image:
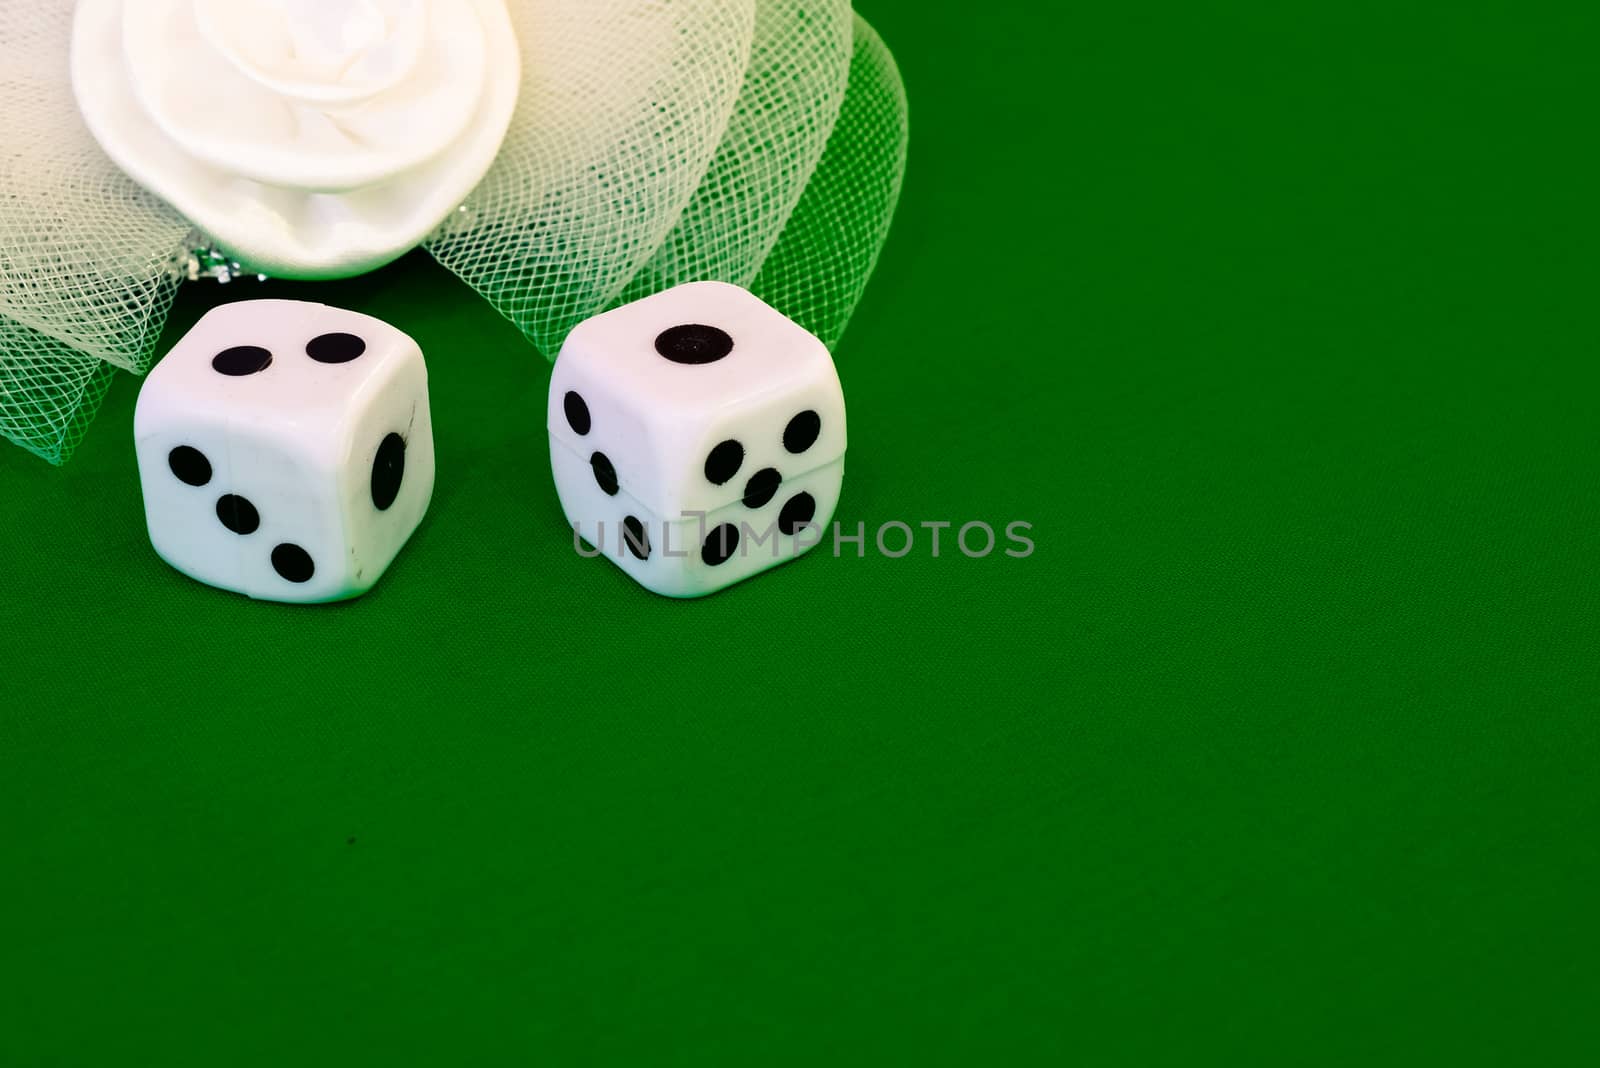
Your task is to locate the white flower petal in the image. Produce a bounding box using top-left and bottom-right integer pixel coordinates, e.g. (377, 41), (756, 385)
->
(72, 0), (520, 276)
(199, 0), (424, 99)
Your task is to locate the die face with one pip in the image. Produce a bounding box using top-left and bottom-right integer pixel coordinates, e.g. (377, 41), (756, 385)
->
(548, 281), (846, 598)
(135, 299), (435, 603)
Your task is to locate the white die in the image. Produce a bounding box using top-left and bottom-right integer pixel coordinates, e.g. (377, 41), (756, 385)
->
(134, 299), (436, 603)
(548, 282), (846, 598)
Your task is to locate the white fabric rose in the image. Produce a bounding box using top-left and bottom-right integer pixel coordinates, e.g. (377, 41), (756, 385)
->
(71, 0), (521, 278)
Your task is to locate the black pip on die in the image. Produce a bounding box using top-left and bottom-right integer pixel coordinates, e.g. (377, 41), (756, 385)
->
(549, 282), (846, 597)
(134, 299), (435, 603)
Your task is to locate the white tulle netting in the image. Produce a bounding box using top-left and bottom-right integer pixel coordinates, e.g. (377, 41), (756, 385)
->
(753, 15), (908, 348)
(0, 4), (193, 463)
(1, 0), (908, 464)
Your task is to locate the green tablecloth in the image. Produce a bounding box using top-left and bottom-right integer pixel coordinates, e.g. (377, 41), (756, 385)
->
(3, 3), (1596, 1062)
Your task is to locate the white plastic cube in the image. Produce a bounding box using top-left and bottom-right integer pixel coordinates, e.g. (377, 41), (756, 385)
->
(134, 299), (435, 603)
(548, 282), (846, 598)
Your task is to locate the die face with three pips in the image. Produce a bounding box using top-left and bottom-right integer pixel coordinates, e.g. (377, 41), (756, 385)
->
(548, 281), (847, 597)
(134, 299), (435, 603)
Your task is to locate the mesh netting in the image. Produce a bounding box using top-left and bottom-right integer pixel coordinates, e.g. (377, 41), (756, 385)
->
(752, 15), (908, 349)
(431, 0), (908, 357)
(2, 0), (908, 464)
(614, 0), (854, 307)
(1, 4), (193, 463)
(425, 0), (761, 356)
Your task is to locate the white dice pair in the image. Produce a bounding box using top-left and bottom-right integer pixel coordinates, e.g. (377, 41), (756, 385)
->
(548, 282), (846, 597)
(135, 299), (435, 603)
(135, 283), (842, 603)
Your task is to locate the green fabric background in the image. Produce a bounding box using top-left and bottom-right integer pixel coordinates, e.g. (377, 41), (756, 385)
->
(3, 2), (1597, 1063)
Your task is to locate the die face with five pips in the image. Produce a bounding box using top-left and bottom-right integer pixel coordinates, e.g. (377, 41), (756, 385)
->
(548, 281), (847, 598)
(134, 299), (435, 603)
